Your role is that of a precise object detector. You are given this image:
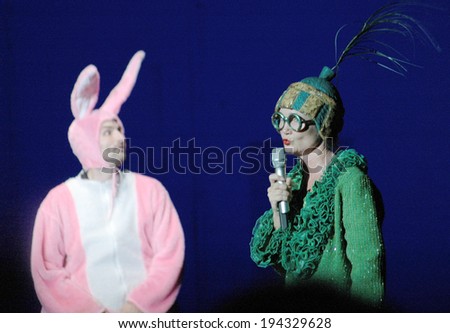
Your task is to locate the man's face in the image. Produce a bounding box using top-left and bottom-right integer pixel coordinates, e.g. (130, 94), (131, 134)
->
(99, 119), (125, 167)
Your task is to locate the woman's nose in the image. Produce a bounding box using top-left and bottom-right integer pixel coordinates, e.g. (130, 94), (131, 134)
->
(280, 123), (291, 134)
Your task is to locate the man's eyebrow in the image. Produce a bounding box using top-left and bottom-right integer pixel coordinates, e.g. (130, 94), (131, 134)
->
(101, 124), (119, 129)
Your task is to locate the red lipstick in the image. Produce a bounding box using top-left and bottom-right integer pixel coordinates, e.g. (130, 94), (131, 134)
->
(283, 139), (291, 146)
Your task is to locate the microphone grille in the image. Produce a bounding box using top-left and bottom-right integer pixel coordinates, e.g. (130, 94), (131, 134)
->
(271, 148), (286, 168)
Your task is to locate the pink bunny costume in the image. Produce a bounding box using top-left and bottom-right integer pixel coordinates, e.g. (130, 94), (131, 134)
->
(31, 51), (184, 312)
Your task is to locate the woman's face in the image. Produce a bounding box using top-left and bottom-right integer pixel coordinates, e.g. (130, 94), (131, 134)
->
(278, 108), (322, 156)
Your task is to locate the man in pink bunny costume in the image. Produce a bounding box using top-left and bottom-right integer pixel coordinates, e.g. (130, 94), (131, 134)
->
(31, 51), (185, 313)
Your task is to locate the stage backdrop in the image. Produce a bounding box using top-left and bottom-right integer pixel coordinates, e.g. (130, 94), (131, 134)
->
(1, 0), (449, 312)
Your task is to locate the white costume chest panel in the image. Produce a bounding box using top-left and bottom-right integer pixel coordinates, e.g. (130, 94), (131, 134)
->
(66, 173), (147, 311)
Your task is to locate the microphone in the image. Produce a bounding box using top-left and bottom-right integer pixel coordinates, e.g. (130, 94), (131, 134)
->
(271, 148), (289, 230)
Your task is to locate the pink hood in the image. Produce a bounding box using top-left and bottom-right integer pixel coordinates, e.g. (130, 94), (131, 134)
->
(68, 51), (145, 170)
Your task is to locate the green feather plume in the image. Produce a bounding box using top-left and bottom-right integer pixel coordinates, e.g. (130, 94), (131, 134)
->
(333, 2), (441, 76)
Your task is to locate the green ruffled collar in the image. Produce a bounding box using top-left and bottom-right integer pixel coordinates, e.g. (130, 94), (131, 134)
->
(280, 148), (367, 279)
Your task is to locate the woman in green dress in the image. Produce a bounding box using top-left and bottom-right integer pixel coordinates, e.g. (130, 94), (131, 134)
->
(249, 3), (441, 309)
(249, 66), (385, 307)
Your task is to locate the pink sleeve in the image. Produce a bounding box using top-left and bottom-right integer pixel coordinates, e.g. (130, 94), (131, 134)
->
(128, 177), (185, 312)
(30, 186), (105, 313)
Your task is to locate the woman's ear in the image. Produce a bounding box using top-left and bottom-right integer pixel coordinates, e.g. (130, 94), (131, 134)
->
(70, 64), (100, 119)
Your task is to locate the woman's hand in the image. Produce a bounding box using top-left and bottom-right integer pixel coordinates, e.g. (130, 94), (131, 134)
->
(267, 174), (292, 230)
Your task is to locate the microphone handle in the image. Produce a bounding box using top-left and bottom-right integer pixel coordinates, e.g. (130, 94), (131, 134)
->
(274, 166), (289, 230)
(275, 167), (289, 214)
(279, 210), (288, 230)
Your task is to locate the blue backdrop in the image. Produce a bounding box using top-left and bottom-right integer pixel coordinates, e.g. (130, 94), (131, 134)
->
(1, 0), (449, 312)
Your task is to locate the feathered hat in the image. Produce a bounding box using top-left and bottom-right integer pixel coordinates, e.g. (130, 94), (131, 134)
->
(68, 51), (146, 170)
(275, 2), (440, 141)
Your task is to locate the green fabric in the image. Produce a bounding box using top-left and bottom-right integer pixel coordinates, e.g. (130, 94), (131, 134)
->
(300, 67), (339, 133)
(292, 91), (310, 110)
(318, 66), (336, 81)
(250, 149), (384, 306)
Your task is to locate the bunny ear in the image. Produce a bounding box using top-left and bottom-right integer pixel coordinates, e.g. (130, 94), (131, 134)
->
(70, 65), (100, 119)
(100, 50), (146, 115)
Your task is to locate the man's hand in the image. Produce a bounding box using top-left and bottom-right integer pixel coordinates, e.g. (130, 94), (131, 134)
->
(121, 302), (142, 313)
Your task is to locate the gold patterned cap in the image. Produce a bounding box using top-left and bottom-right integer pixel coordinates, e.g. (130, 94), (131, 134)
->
(275, 66), (344, 140)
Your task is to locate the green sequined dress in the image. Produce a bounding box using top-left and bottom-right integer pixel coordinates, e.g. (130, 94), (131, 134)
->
(250, 149), (384, 306)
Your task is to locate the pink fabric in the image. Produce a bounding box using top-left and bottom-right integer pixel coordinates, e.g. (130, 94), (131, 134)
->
(31, 173), (184, 312)
(128, 174), (185, 312)
(68, 111), (123, 170)
(68, 51), (145, 170)
(31, 184), (105, 313)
